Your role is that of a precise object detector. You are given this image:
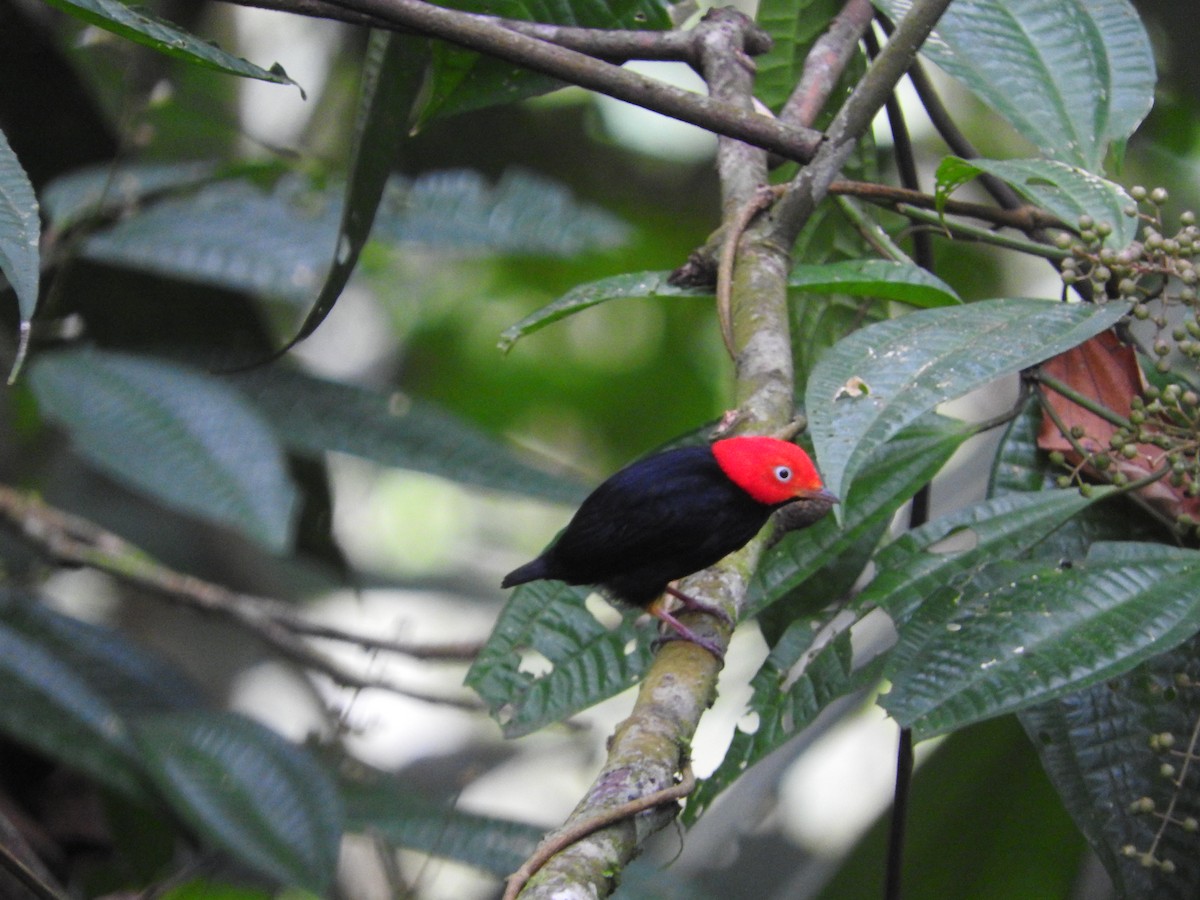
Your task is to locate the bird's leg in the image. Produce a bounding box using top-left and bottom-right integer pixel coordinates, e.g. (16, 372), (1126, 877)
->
(665, 585), (734, 626)
(647, 602), (725, 661)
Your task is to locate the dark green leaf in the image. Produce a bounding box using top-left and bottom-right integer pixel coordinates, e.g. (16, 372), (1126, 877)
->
(755, 0), (842, 112)
(0, 126), (39, 323)
(789, 259), (961, 308)
(133, 711), (342, 894)
(230, 365), (588, 504)
(882, 542), (1200, 738)
(498, 271), (704, 352)
(936, 157), (1138, 246)
(465, 580), (656, 736)
(421, 0), (670, 123)
(42, 0), (297, 87)
(341, 770), (541, 876)
(791, 293), (887, 388)
(283, 30), (430, 349)
(29, 349), (298, 552)
(746, 413), (972, 616)
(1019, 632), (1200, 899)
(806, 298), (1129, 504)
(874, 0), (1155, 169)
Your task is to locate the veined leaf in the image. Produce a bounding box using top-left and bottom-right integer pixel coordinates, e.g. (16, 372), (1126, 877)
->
(40, 161), (219, 232)
(936, 157), (1138, 247)
(874, 0), (1155, 169)
(755, 0), (843, 112)
(43, 0), (297, 87)
(134, 711), (342, 894)
(1019, 632), (1200, 898)
(806, 298), (1128, 506)
(29, 349), (298, 552)
(881, 542), (1200, 739)
(465, 579), (656, 737)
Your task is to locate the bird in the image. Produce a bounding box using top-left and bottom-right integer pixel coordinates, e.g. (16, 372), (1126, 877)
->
(501, 435), (836, 658)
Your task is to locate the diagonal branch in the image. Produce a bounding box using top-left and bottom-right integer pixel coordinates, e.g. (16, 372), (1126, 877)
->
(0, 484), (484, 708)
(220, 0), (825, 162)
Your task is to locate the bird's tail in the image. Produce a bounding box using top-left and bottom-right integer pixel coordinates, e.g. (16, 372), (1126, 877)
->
(501, 557), (552, 588)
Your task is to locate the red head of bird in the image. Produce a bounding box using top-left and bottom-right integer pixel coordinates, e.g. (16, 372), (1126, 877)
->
(711, 436), (825, 506)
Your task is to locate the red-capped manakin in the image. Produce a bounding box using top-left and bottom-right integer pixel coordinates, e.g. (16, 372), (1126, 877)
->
(501, 436), (836, 658)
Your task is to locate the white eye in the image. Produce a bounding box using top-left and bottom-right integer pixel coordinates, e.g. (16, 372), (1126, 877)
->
(774, 465), (792, 482)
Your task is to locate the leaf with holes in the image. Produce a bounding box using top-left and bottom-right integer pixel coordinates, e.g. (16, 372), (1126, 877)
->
(466, 580), (656, 736)
(881, 542), (1200, 739)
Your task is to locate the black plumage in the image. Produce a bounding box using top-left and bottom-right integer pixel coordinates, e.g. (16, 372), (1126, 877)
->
(502, 446), (780, 606)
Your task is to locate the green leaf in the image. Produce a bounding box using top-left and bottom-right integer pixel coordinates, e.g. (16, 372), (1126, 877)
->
(0, 589), (150, 801)
(465, 580), (656, 736)
(859, 488), (1108, 626)
(881, 542), (1200, 739)
(1019, 632), (1200, 898)
(421, 0), (671, 123)
(874, 0), (1155, 169)
(498, 271), (704, 352)
(42, 0), (298, 87)
(791, 293), (888, 388)
(282, 31), (430, 350)
(133, 711), (342, 894)
(229, 366), (588, 504)
(936, 157), (1138, 247)
(341, 770), (541, 876)
(746, 413), (972, 616)
(805, 297), (1129, 505)
(29, 349), (298, 552)
(0, 126), (39, 324)
(755, 0), (842, 111)
(789, 259), (961, 308)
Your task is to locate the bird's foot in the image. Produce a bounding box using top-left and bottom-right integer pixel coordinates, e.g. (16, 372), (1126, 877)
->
(650, 601), (726, 661)
(665, 585), (734, 626)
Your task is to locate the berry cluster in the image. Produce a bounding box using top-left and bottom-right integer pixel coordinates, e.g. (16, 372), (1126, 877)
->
(1047, 189), (1200, 536)
(1058, 187), (1200, 375)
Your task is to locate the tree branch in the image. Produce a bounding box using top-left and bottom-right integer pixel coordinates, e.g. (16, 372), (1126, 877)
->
(510, 8), (790, 897)
(0, 484), (484, 708)
(219, 0), (825, 163)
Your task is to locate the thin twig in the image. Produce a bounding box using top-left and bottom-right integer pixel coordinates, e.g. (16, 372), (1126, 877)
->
(502, 762), (696, 900)
(717, 185), (783, 357)
(779, 0), (876, 132)
(0, 485), (485, 709)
